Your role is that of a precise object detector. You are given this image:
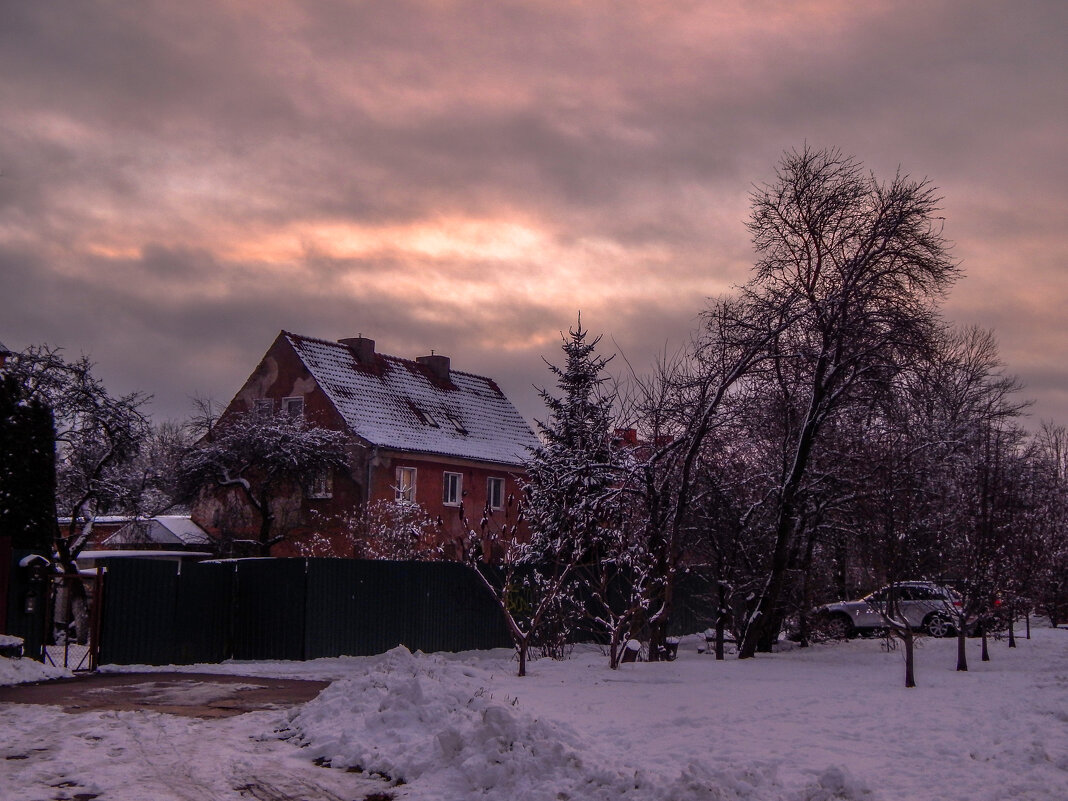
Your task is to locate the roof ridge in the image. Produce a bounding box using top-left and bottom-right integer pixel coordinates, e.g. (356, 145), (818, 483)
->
(284, 330), (491, 381)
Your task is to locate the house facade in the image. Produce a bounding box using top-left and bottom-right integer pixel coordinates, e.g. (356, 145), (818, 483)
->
(191, 331), (540, 559)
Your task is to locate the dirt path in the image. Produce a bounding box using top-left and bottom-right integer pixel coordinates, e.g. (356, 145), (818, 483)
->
(0, 673), (406, 801)
(0, 672), (330, 718)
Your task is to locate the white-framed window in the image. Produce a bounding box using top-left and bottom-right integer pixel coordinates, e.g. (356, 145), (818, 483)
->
(283, 396), (305, 417)
(443, 471), (463, 506)
(395, 467), (417, 502)
(254, 398), (274, 416)
(487, 477), (505, 511)
(307, 467), (333, 499)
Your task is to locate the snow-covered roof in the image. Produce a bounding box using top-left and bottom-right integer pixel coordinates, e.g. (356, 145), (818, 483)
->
(285, 332), (539, 467)
(58, 515), (133, 526)
(154, 516), (213, 545)
(103, 516), (213, 547)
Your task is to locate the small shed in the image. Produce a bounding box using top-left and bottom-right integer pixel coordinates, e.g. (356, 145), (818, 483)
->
(102, 516), (213, 550)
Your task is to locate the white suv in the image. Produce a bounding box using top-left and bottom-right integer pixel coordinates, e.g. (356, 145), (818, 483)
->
(816, 582), (962, 639)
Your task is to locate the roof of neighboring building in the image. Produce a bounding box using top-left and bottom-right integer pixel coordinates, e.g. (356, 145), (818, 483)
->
(285, 331), (539, 466)
(103, 516), (213, 547)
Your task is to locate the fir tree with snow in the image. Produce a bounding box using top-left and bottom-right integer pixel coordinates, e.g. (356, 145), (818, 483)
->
(523, 316), (619, 566)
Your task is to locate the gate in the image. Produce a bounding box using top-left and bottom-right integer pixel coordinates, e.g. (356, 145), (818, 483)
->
(43, 569), (104, 672)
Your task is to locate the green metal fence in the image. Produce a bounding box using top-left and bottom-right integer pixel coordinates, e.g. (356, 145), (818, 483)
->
(98, 557), (514, 665)
(96, 557), (720, 666)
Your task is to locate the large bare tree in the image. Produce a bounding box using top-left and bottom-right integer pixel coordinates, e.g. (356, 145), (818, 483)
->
(737, 146), (958, 658)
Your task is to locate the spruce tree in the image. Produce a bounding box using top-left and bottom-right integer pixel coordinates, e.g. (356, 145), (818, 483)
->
(0, 373), (57, 552)
(524, 316), (618, 564)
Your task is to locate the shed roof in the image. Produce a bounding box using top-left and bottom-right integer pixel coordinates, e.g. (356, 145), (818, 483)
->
(103, 516), (213, 547)
(285, 332), (539, 466)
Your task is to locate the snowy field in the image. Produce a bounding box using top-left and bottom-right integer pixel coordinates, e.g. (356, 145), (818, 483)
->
(2, 625), (1066, 801)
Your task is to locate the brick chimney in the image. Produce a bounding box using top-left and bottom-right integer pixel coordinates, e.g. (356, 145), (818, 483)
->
(339, 336), (375, 365)
(417, 352), (451, 381)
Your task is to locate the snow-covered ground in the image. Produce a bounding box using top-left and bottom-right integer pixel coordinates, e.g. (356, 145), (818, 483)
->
(2, 626), (1066, 801)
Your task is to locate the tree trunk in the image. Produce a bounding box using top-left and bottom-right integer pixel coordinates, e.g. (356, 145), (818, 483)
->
(609, 619), (629, 670)
(903, 628), (916, 688)
(740, 469), (813, 658)
(517, 637), (527, 677)
(956, 629), (968, 672)
(647, 572), (675, 662)
(257, 490), (274, 557)
(715, 584), (727, 661)
(981, 630), (990, 662)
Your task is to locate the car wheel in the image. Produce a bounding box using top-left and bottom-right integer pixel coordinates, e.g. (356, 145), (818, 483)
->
(924, 614), (954, 638)
(824, 614), (854, 640)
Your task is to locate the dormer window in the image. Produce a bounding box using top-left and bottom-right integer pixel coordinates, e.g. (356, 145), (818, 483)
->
(409, 401), (440, 427)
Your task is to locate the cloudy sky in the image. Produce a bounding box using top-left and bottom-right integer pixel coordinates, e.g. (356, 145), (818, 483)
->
(2, 1), (1065, 427)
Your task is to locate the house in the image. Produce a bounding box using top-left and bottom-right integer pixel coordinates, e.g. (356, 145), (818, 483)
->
(192, 331), (540, 558)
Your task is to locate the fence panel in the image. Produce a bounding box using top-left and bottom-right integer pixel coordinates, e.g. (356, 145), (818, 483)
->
(233, 559), (307, 661)
(98, 559), (179, 665)
(174, 561), (234, 664)
(303, 558), (365, 659)
(411, 561), (512, 653)
(671, 569), (718, 636)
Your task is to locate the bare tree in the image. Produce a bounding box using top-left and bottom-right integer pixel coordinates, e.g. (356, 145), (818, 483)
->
(3, 345), (153, 642)
(737, 146), (958, 658)
(454, 493), (581, 677)
(180, 409), (351, 556)
(1024, 424), (1068, 627)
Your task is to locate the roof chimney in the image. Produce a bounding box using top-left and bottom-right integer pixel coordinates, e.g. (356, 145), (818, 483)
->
(339, 336), (375, 365)
(417, 352), (451, 381)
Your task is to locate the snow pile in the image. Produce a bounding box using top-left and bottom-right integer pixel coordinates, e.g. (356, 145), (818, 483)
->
(283, 645), (872, 801)
(0, 654), (72, 686)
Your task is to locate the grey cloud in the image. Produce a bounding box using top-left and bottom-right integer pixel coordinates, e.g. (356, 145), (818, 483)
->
(2, 0), (1066, 428)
